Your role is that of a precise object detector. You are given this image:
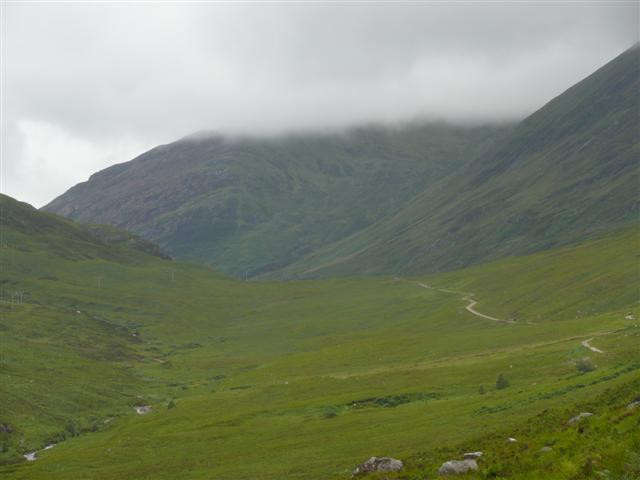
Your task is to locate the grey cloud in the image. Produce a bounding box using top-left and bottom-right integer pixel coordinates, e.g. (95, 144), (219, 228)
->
(1, 2), (638, 206)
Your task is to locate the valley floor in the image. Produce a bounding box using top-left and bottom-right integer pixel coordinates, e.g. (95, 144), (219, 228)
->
(0, 223), (638, 479)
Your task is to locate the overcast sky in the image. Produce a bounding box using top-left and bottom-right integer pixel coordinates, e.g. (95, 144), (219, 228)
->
(1, 2), (638, 207)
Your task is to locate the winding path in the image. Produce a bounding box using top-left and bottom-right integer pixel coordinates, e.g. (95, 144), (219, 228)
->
(416, 282), (516, 324)
(464, 297), (516, 324)
(581, 338), (604, 354)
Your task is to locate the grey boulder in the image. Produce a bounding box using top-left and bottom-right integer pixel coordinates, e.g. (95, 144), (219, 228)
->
(438, 459), (478, 475)
(353, 456), (403, 476)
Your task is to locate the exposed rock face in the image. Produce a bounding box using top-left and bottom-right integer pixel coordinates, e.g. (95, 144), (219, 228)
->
(353, 456), (403, 475)
(438, 459), (478, 475)
(567, 412), (593, 424)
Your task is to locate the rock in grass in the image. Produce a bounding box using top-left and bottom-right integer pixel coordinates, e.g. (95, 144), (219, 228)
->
(438, 459), (478, 475)
(0, 423), (13, 434)
(463, 451), (482, 460)
(134, 405), (152, 415)
(23, 452), (37, 461)
(506, 437), (517, 443)
(539, 446), (553, 453)
(352, 456), (403, 475)
(626, 397), (640, 410)
(567, 412), (593, 425)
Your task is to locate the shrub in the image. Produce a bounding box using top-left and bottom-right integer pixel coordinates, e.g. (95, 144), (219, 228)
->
(65, 422), (79, 437)
(576, 357), (596, 373)
(167, 399), (176, 409)
(321, 406), (339, 419)
(478, 385), (486, 395)
(496, 374), (510, 390)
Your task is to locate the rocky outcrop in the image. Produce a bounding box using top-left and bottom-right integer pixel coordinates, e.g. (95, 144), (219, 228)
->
(353, 456), (403, 476)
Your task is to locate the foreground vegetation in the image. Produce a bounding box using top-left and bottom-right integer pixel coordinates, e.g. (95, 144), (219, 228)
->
(1, 194), (638, 479)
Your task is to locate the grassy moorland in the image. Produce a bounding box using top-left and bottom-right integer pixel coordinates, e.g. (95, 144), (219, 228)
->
(1, 194), (638, 479)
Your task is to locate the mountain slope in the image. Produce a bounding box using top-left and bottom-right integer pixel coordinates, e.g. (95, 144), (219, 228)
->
(43, 123), (505, 276)
(279, 44), (640, 278)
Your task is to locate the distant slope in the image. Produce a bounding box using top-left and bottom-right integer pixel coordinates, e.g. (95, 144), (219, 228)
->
(1, 194), (169, 262)
(42, 123), (505, 276)
(280, 44), (640, 278)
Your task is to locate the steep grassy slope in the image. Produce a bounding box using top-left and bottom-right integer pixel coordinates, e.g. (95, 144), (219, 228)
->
(2, 195), (169, 262)
(280, 44), (640, 278)
(43, 123), (504, 277)
(2, 195), (638, 479)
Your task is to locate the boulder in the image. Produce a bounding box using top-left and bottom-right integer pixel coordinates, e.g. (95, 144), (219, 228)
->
(567, 412), (593, 425)
(463, 451), (482, 460)
(23, 452), (37, 461)
(438, 459), (478, 475)
(353, 456), (403, 475)
(134, 405), (152, 415)
(626, 397), (640, 410)
(506, 437), (517, 443)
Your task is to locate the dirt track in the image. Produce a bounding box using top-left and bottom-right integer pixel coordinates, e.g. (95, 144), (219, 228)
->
(416, 282), (516, 324)
(581, 338), (604, 353)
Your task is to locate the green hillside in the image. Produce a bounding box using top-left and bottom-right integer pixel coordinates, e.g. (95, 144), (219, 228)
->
(279, 44), (640, 278)
(43, 46), (638, 282)
(2, 194), (638, 479)
(42, 123), (504, 277)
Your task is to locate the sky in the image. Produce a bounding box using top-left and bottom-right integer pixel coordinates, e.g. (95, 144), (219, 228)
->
(1, 2), (638, 207)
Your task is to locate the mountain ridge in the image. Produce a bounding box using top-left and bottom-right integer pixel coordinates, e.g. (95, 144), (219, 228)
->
(43, 122), (506, 276)
(43, 44), (639, 279)
(276, 43), (640, 278)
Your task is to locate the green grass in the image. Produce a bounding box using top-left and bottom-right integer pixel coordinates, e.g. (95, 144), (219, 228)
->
(1, 194), (638, 479)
